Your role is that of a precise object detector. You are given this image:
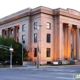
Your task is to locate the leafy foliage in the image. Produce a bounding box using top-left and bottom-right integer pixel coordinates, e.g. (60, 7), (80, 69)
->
(0, 36), (28, 65)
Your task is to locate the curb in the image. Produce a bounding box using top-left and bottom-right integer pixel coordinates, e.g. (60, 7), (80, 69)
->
(0, 65), (80, 69)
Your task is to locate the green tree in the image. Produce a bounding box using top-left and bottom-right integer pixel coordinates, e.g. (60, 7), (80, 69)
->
(0, 36), (28, 65)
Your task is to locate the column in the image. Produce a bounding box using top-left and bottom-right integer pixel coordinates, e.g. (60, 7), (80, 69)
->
(79, 28), (80, 59)
(73, 28), (76, 59)
(76, 26), (79, 59)
(68, 24), (71, 59)
(64, 25), (68, 59)
(59, 22), (63, 60)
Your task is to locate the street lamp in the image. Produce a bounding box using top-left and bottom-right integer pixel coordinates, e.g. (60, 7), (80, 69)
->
(22, 43), (23, 66)
(0, 45), (13, 68)
(37, 25), (42, 68)
(9, 46), (13, 68)
(22, 40), (25, 66)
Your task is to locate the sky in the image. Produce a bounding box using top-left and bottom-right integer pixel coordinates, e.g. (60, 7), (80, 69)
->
(0, 0), (80, 19)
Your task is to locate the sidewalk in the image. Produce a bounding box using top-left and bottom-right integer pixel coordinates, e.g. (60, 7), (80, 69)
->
(12, 64), (80, 69)
(0, 64), (80, 69)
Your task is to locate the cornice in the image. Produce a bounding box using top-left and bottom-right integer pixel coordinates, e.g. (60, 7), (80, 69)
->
(0, 6), (80, 25)
(59, 11), (80, 20)
(0, 12), (30, 25)
(53, 8), (80, 20)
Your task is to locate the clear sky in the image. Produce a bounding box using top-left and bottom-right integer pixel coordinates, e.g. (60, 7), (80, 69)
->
(0, 0), (80, 19)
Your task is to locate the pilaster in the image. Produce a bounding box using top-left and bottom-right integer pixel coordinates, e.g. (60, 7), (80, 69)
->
(68, 24), (72, 59)
(59, 22), (63, 60)
(76, 26), (79, 59)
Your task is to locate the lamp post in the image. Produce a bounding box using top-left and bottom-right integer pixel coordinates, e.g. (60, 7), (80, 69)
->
(0, 45), (13, 68)
(22, 43), (23, 66)
(9, 46), (13, 68)
(22, 40), (25, 66)
(37, 25), (42, 68)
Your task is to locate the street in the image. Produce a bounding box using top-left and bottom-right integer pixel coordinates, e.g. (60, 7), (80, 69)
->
(0, 66), (80, 80)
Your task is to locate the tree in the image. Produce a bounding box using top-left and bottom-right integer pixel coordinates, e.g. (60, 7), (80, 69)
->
(0, 36), (28, 65)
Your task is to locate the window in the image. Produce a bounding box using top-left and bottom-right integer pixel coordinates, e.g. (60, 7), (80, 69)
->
(46, 48), (50, 57)
(22, 35), (25, 43)
(46, 34), (51, 43)
(34, 48), (37, 57)
(22, 24), (26, 31)
(34, 33), (37, 42)
(10, 29), (13, 34)
(47, 22), (51, 29)
(34, 22), (38, 29)
(17, 27), (19, 33)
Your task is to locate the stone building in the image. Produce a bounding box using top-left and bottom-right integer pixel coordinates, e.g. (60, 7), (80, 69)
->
(0, 6), (80, 64)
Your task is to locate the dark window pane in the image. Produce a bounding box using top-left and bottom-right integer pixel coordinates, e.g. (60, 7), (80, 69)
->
(46, 48), (50, 57)
(34, 48), (37, 57)
(47, 34), (51, 43)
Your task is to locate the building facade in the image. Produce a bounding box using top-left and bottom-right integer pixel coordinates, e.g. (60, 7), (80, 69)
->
(0, 6), (80, 64)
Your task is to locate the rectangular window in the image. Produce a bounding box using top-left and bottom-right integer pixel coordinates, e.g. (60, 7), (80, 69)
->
(46, 48), (50, 57)
(22, 24), (26, 31)
(46, 34), (51, 43)
(10, 29), (13, 34)
(34, 22), (38, 29)
(17, 27), (19, 33)
(34, 33), (37, 42)
(47, 22), (51, 29)
(34, 48), (37, 57)
(22, 35), (25, 43)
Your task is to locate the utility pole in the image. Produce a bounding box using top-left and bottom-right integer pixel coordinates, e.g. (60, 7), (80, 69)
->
(22, 40), (25, 66)
(22, 43), (23, 66)
(36, 25), (42, 68)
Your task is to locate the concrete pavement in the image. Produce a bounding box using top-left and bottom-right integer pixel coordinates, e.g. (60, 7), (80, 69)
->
(0, 65), (80, 80)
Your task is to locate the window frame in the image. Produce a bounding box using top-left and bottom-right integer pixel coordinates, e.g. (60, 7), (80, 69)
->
(46, 48), (51, 57)
(46, 33), (51, 43)
(46, 22), (51, 29)
(22, 24), (26, 31)
(22, 35), (25, 43)
(17, 27), (20, 33)
(34, 22), (38, 29)
(34, 48), (37, 57)
(34, 33), (37, 43)
(10, 29), (13, 34)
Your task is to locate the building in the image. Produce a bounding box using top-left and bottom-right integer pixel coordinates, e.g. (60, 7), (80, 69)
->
(0, 6), (80, 64)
